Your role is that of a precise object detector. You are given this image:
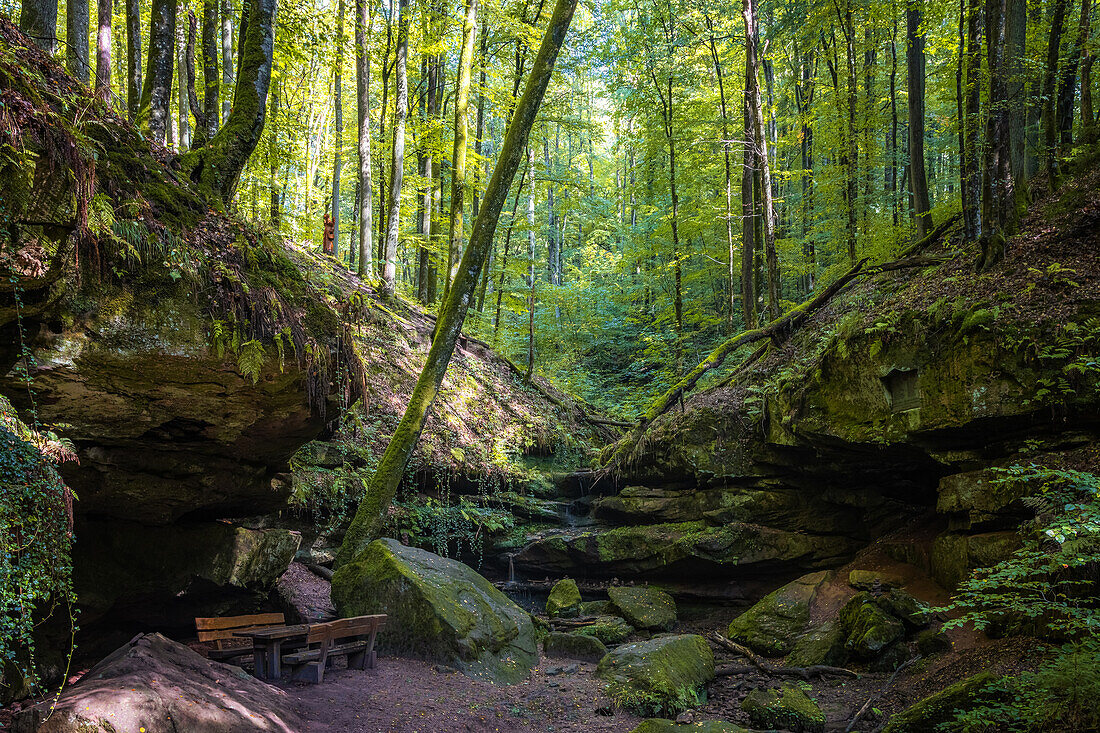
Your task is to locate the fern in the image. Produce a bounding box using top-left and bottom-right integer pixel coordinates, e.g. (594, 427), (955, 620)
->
(236, 340), (266, 384)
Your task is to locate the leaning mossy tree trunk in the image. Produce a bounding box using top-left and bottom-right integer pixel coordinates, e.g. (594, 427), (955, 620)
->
(178, 0), (276, 205)
(334, 0), (578, 569)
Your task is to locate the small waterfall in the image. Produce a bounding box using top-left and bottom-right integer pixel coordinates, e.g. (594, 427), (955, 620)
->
(506, 553), (516, 585)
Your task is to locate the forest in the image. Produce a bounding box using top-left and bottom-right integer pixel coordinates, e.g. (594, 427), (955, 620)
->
(0, 0), (1098, 725)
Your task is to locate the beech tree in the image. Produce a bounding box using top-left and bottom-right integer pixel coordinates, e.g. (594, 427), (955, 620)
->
(381, 0), (409, 298)
(335, 0), (579, 566)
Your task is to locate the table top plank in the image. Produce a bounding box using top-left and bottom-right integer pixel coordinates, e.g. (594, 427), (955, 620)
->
(233, 624), (309, 641)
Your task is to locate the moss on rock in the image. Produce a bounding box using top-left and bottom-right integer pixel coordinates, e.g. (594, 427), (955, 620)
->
(882, 672), (998, 733)
(786, 621), (847, 667)
(331, 538), (537, 684)
(839, 593), (905, 660)
(609, 586), (678, 631)
(741, 682), (826, 733)
(547, 578), (582, 618)
(575, 615), (635, 645)
(543, 632), (607, 662)
(596, 634), (715, 717)
(727, 570), (832, 657)
(876, 589), (931, 628)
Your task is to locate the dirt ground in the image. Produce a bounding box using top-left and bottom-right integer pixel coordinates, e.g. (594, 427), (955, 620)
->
(282, 655), (643, 733)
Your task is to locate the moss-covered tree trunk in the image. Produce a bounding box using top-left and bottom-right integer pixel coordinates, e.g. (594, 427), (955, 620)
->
(20, 0), (57, 53)
(446, 0), (479, 297)
(178, 0), (276, 205)
(335, 0), (579, 569)
(139, 0), (177, 143)
(125, 0), (140, 117)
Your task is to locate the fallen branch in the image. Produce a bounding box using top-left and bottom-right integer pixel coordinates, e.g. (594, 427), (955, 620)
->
(844, 654), (921, 733)
(709, 633), (858, 680)
(715, 663), (859, 680)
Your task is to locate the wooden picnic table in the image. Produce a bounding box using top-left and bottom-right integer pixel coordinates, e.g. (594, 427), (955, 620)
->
(234, 624), (309, 680)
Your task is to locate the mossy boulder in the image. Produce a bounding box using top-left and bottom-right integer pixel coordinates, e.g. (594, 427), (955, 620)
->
(916, 628), (952, 655)
(609, 586), (678, 631)
(882, 672), (998, 733)
(592, 486), (721, 524)
(932, 530), (1021, 589)
(839, 593), (905, 660)
(331, 538), (537, 684)
(848, 569), (904, 590)
(596, 634), (715, 716)
(876, 589), (931, 628)
(580, 600), (614, 616)
(869, 640), (912, 672)
(544, 632), (607, 662)
(547, 578), (582, 618)
(727, 570), (832, 657)
(786, 621), (847, 667)
(630, 720), (749, 733)
(741, 682), (826, 733)
(576, 615), (635, 645)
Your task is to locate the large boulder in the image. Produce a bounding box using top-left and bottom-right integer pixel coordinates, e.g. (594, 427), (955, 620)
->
(12, 633), (302, 732)
(609, 585), (678, 631)
(547, 578), (582, 618)
(727, 570), (833, 657)
(786, 621), (847, 667)
(576, 615), (635, 645)
(839, 593), (905, 660)
(741, 682), (826, 733)
(882, 672), (999, 733)
(74, 519), (300, 627)
(596, 634), (715, 716)
(331, 538), (537, 684)
(543, 632), (607, 662)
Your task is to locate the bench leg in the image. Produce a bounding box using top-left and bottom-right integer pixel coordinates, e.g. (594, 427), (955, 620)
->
(253, 646), (267, 679)
(290, 661), (324, 684)
(348, 649), (366, 670)
(269, 641), (283, 680)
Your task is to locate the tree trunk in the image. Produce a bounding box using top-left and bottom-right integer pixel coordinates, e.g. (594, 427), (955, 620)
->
(1058, 0), (1093, 145)
(888, 17), (898, 225)
(525, 146), (536, 379)
(332, 0), (345, 262)
(962, 0), (982, 240)
(907, 0), (933, 239)
(221, 0), (234, 123)
(741, 55), (757, 329)
(706, 16), (736, 331)
(126, 0), (140, 117)
(744, 0), (780, 320)
(179, 0), (276, 204)
(67, 0), (91, 83)
(981, 0), (1014, 266)
(493, 166), (526, 338)
(139, 0), (178, 143)
(190, 0), (219, 145)
(269, 77), (279, 226)
(447, 0), (479, 294)
(381, 0), (408, 299)
(416, 58), (434, 303)
(95, 0), (112, 101)
(177, 19), (190, 150)
(356, 0), (374, 278)
(20, 0), (58, 54)
(1083, 7), (1097, 144)
(1042, 0), (1068, 183)
(334, 0), (578, 567)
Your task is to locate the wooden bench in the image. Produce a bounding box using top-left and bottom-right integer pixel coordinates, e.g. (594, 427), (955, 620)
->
(195, 613), (288, 661)
(281, 615), (386, 683)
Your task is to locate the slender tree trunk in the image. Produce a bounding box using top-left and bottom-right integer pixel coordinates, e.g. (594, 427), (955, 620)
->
(95, 0), (112, 101)
(20, 0), (58, 53)
(907, 0), (933, 238)
(139, 0), (178, 143)
(889, 18), (899, 225)
(333, 0), (578, 567)
(356, 0), (374, 278)
(194, 0), (219, 144)
(221, 0), (234, 123)
(543, 136), (558, 284)
(493, 166), (526, 338)
(706, 17), (737, 331)
(962, 0), (983, 240)
(525, 146), (536, 379)
(177, 19), (191, 150)
(332, 0), (345, 262)
(741, 61), (757, 329)
(67, 0), (91, 83)
(1058, 0), (1093, 145)
(381, 0), (408, 298)
(269, 77), (279, 225)
(377, 7), (394, 259)
(1042, 0), (1068, 183)
(1083, 8), (1096, 144)
(1006, 0), (1026, 184)
(744, 0), (780, 320)
(798, 49), (816, 292)
(416, 58), (433, 303)
(126, 0), (140, 116)
(981, 0), (1014, 266)
(447, 0), (479, 295)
